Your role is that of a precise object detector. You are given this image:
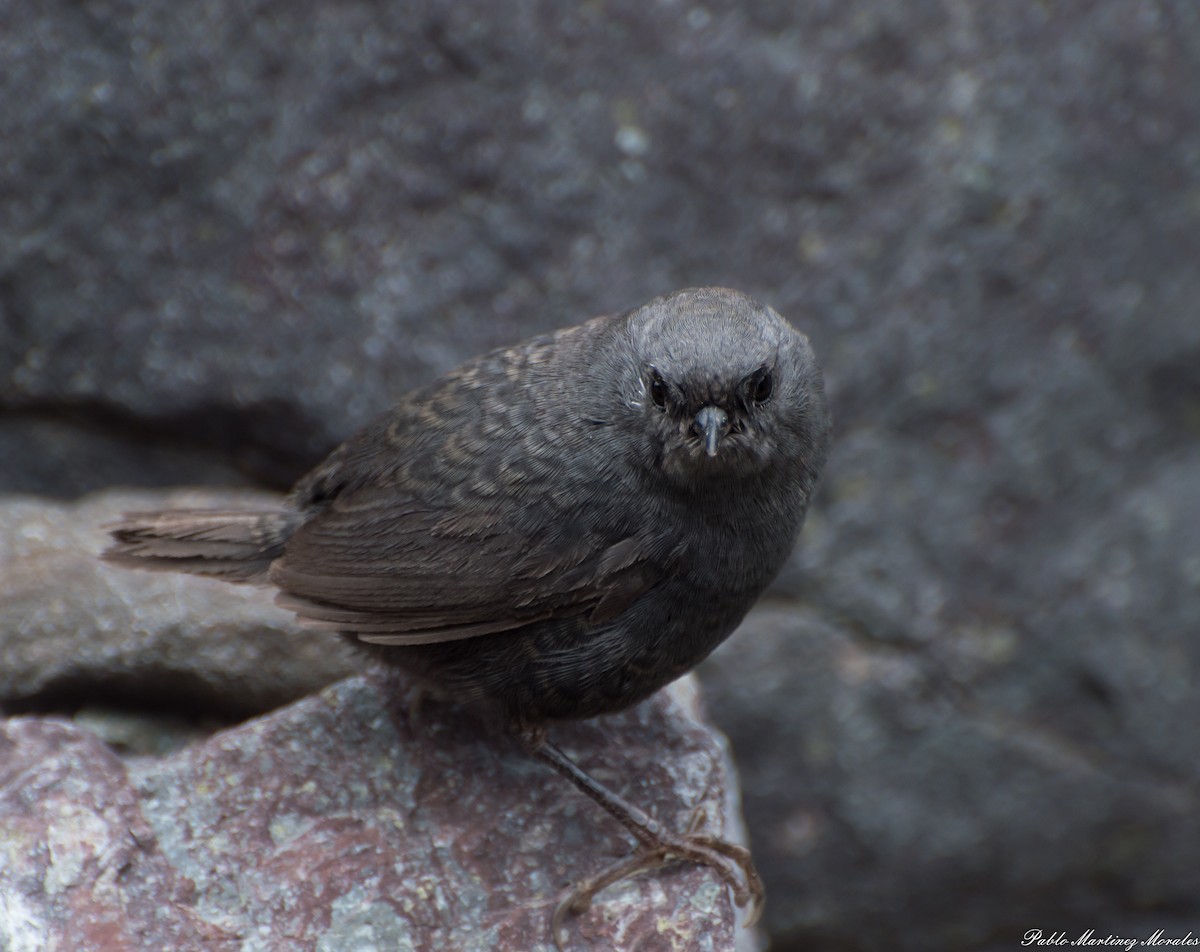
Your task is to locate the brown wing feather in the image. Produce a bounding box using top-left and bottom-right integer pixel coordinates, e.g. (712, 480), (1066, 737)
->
(266, 318), (664, 645)
(267, 484), (660, 645)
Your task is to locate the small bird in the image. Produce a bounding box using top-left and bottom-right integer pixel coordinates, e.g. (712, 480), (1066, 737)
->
(103, 286), (831, 945)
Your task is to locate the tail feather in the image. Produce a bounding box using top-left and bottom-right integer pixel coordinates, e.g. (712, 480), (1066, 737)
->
(102, 508), (304, 584)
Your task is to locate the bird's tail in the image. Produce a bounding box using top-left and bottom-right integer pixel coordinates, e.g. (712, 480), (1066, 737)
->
(102, 508), (304, 584)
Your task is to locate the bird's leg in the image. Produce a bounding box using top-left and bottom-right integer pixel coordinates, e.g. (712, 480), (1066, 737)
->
(521, 729), (764, 950)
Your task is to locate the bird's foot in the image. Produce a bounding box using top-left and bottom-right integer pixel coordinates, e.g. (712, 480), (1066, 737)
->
(550, 821), (763, 950)
(526, 734), (763, 950)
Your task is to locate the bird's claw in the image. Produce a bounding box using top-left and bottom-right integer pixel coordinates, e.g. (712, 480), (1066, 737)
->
(550, 827), (764, 950)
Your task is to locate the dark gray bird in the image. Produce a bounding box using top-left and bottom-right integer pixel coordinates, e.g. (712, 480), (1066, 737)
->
(103, 286), (831, 944)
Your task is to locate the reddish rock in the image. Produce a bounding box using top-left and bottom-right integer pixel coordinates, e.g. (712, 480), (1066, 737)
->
(0, 675), (753, 951)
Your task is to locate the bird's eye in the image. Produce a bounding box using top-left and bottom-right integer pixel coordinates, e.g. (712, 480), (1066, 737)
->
(749, 369), (774, 404)
(648, 369), (669, 410)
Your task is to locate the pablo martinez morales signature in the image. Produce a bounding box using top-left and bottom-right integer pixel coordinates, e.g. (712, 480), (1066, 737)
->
(1023, 930), (1199, 950)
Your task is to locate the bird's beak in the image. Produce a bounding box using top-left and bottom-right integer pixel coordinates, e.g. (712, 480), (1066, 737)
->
(693, 405), (730, 457)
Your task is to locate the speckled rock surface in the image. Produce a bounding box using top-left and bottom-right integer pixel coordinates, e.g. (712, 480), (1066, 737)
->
(5, 1), (1189, 502)
(704, 597), (1200, 951)
(0, 489), (363, 718)
(0, 676), (749, 952)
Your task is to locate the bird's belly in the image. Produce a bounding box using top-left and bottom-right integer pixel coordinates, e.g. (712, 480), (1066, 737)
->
(356, 512), (795, 724)
(376, 558), (767, 725)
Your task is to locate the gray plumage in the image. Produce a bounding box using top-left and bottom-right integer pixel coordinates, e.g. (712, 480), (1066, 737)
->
(104, 287), (831, 726)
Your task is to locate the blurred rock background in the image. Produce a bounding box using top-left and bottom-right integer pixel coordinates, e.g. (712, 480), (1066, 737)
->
(2, 1), (1198, 950)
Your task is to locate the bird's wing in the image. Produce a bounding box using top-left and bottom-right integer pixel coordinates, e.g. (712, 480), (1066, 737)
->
(268, 482), (664, 645)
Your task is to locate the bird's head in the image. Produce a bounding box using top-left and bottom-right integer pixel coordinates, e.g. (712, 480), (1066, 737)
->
(619, 287), (830, 490)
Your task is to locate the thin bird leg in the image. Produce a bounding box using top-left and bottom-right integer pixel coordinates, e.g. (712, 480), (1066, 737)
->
(523, 731), (764, 950)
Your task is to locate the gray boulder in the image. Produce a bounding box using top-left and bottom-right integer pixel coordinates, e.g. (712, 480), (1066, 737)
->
(0, 490), (363, 720)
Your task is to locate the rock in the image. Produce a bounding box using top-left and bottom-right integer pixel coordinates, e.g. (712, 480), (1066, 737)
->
(0, 675), (752, 952)
(0, 715), (226, 950)
(0, 489), (363, 721)
(4, 1), (1188, 499)
(703, 568), (1200, 950)
(0, 415), (254, 500)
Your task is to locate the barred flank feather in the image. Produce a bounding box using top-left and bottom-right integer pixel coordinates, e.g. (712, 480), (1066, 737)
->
(102, 508), (304, 584)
